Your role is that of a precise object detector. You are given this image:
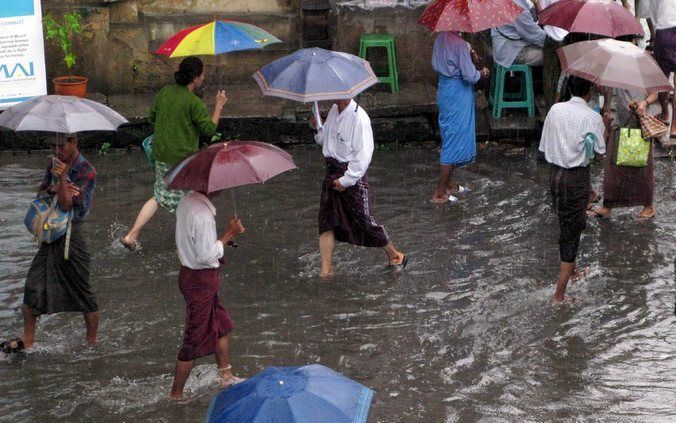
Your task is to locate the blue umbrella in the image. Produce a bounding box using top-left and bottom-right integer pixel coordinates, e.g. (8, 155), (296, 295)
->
(205, 364), (374, 423)
(252, 48), (378, 103)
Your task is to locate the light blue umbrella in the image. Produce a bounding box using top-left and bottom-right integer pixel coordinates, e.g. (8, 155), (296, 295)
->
(205, 364), (374, 423)
(252, 48), (378, 103)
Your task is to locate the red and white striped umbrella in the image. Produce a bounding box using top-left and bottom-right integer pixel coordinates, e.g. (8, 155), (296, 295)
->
(418, 0), (522, 33)
(539, 0), (644, 38)
(558, 39), (672, 94)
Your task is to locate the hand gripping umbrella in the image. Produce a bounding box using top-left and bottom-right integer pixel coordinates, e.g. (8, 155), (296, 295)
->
(205, 364), (374, 423)
(253, 48), (378, 128)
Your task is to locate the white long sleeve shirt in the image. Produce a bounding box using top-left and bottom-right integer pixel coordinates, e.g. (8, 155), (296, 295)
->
(175, 191), (224, 269)
(314, 100), (374, 188)
(539, 97), (606, 168)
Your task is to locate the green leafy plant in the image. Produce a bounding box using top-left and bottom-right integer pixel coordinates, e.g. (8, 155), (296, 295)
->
(43, 12), (82, 78)
(97, 142), (111, 156)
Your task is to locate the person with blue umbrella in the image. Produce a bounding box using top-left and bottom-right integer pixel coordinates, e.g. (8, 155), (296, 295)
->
(310, 98), (407, 277)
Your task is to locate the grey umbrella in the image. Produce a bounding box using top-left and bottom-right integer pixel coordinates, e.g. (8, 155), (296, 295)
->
(0, 95), (128, 133)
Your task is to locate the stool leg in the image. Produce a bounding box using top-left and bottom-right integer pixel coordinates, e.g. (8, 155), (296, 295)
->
(359, 42), (366, 60)
(525, 68), (535, 117)
(493, 66), (505, 118)
(390, 40), (399, 93)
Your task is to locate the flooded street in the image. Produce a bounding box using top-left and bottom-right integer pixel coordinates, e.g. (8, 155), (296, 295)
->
(0, 144), (674, 422)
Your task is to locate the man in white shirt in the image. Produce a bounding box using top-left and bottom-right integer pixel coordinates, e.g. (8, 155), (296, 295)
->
(310, 98), (406, 277)
(539, 75), (612, 304)
(170, 191), (245, 399)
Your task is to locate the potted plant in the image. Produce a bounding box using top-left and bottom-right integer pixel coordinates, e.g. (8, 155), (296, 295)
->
(43, 12), (88, 97)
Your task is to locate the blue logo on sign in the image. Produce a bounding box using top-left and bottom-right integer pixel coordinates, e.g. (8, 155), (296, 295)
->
(0, 62), (35, 78)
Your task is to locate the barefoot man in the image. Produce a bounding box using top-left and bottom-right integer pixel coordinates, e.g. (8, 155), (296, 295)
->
(310, 98), (406, 277)
(170, 191), (245, 398)
(2, 135), (98, 354)
(538, 76), (611, 304)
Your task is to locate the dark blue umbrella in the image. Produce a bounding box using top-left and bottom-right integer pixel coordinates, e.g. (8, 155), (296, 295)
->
(205, 364), (374, 423)
(252, 48), (378, 103)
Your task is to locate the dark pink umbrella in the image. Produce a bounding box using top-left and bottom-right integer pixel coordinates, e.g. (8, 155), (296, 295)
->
(418, 0), (522, 33)
(538, 0), (644, 38)
(165, 141), (297, 193)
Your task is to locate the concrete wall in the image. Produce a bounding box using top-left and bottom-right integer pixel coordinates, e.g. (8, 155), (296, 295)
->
(40, 0), (494, 94)
(41, 0), (300, 94)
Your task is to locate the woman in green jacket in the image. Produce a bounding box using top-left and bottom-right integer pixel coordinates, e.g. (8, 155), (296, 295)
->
(121, 57), (227, 251)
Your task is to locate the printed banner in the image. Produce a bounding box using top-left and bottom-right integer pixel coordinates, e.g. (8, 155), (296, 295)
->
(0, 0), (47, 109)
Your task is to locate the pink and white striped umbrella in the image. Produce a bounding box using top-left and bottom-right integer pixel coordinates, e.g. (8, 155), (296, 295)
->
(558, 39), (673, 94)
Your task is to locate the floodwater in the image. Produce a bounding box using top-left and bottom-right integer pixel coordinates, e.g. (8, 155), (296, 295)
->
(0, 144), (674, 422)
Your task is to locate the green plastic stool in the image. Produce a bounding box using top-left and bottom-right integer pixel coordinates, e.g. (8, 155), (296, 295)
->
(489, 63), (535, 118)
(358, 34), (399, 93)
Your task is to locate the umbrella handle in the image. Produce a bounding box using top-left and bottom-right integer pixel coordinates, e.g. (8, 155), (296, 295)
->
(231, 188), (237, 218)
(313, 101), (323, 129)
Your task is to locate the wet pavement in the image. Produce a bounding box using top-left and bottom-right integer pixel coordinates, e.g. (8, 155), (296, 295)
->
(0, 144), (674, 422)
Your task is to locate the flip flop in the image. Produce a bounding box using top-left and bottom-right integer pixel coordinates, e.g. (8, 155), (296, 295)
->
(387, 255), (408, 271)
(1, 338), (25, 354)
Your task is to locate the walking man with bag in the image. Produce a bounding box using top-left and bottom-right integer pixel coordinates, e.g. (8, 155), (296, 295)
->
(2, 134), (98, 353)
(538, 76), (611, 304)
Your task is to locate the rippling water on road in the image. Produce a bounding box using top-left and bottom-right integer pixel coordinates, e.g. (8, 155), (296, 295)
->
(0, 144), (674, 422)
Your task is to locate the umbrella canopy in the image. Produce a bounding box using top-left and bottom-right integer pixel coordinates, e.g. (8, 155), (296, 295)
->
(205, 364), (374, 423)
(0, 95), (128, 133)
(155, 20), (282, 57)
(539, 0), (644, 38)
(253, 48), (378, 103)
(558, 39), (673, 94)
(418, 0), (522, 33)
(164, 141), (296, 193)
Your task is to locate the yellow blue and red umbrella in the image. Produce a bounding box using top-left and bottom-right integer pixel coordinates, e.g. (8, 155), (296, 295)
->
(155, 20), (282, 57)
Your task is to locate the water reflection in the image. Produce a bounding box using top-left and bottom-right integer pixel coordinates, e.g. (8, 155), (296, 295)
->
(0, 145), (674, 422)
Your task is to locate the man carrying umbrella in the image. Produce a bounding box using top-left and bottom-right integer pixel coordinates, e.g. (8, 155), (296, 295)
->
(538, 75), (611, 304)
(2, 135), (99, 353)
(310, 99), (406, 277)
(170, 190), (245, 398)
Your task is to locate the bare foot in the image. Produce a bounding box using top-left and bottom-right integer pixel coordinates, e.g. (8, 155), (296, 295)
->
(552, 295), (575, 305)
(638, 206), (655, 219)
(220, 369), (245, 388)
(388, 253), (405, 266)
(120, 236), (140, 252)
(169, 392), (183, 400)
(319, 270), (333, 279)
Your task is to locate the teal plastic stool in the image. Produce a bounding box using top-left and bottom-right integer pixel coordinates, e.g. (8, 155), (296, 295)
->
(489, 63), (535, 118)
(358, 34), (399, 93)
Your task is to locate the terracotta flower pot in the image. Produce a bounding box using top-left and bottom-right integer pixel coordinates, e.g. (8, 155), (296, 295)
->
(52, 76), (88, 98)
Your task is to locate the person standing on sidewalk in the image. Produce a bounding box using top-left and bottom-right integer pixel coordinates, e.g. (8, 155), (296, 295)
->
(2, 135), (98, 354)
(310, 98), (407, 278)
(538, 76), (611, 304)
(121, 56), (227, 251)
(170, 191), (245, 398)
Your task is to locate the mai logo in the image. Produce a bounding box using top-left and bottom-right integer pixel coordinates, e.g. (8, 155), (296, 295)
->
(0, 62), (35, 78)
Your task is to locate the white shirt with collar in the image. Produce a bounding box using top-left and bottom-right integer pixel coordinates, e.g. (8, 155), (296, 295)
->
(539, 97), (606, 168)
(175, 191), (224, 270)
(314, 99), (374, 188)
(650, 0), (676, 30)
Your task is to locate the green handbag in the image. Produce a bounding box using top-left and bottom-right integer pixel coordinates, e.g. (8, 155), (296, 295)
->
(614, 127), (650, 167)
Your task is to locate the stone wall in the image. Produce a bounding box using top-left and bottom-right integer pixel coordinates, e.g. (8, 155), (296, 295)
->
(39, 0), (494, 94)
(41, 0), (300, 94)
